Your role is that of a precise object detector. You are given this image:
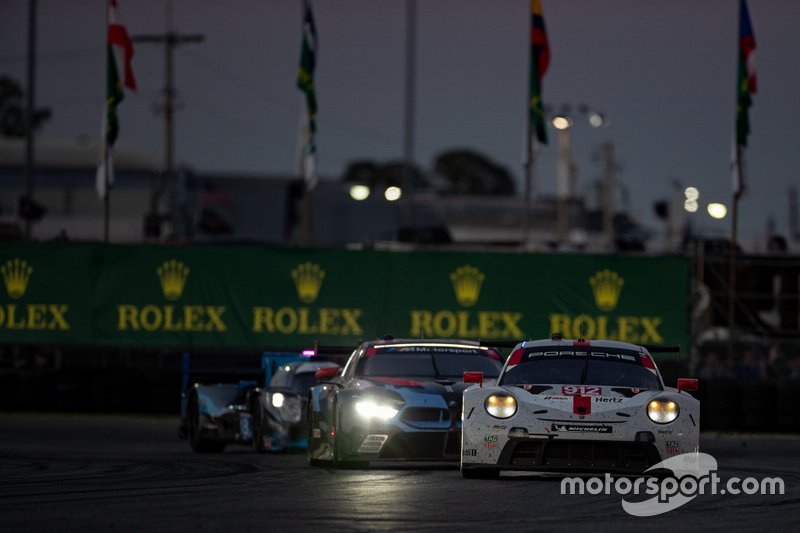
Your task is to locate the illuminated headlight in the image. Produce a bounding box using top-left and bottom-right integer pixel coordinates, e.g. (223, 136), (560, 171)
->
(355, 399), (399, 420)
(647, 399), (679, 424)
(485, 394), (517, 419)
(271, 392), (285, 408)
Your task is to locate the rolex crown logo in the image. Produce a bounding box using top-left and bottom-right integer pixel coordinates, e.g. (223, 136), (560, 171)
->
(157, 259), (190, 301)
(292, 262), (325, 304)
(450, 265), (485, 307)
(1, 258), (33, 299)
(589, 269), (624, 312)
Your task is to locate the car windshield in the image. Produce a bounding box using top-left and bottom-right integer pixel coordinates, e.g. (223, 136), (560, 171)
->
(500, 347), (662, 390)
(357, 346), (502, 379)
(290, 371), (319, 393)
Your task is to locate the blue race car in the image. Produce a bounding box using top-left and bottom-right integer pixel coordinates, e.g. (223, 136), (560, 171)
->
(306, 338), (503, 467)
(180, 352), (339, 453)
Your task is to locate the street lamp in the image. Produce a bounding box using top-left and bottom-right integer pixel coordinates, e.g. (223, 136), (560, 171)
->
(349, 185), (370, 201)
(707, 203), (727, 219)
(684, 186), (699, 213)
(385, 186), (402, 202)
(547, 103), (608, 245)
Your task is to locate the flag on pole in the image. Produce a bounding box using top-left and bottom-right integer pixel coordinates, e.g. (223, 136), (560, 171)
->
(297, 0), (318, 191)
(733, 0), (756, 196)
(97, 0), (136, 199)
(529, 0), (550, 145)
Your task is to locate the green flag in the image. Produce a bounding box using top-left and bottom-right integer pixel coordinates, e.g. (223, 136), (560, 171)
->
(529, 0), (550, 145)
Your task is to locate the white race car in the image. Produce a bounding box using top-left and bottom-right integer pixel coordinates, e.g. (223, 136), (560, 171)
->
(460, 336), (699, 478)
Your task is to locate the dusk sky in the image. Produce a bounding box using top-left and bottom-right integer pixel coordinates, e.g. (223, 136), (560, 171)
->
(1, 0), (799, 246)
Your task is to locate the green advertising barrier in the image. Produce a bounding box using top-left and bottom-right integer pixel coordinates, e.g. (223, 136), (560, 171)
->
(0, 244), (689, 353)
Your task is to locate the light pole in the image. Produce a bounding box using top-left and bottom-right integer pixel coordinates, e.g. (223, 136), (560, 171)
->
(548, 103), (608, 246)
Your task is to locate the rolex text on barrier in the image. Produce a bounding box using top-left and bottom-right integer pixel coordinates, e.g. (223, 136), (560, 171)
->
(0, 245), (689, 353)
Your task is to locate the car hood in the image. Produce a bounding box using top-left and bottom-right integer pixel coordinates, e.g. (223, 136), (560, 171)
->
(352, 376), (490, 407)
(505, 383), (662, 414)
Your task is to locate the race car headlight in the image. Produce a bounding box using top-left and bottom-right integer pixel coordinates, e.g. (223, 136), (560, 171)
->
(271, 392), (285, 408)
(647, 399), (679, 424)
(355, 399), (399, 420)
(485, 394), (517, 419)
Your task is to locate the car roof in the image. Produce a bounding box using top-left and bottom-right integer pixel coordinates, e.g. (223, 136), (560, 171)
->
(517, 338), (649, 352)
(287, 360), (340, 374)
(361, 338), (483, 349)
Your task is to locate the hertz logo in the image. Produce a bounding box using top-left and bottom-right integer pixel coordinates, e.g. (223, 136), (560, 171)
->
(1, 258), (33, 299)
(589, 269), (624, 312)
(292, 262), (325, 304)
(157, 260), (190, 301)
(450, 265), (484, 307)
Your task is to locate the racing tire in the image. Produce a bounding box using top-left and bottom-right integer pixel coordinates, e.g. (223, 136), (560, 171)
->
(251, 398), (266, 453)
(332, 405), (368, 469)
(461, 465), (500, 479)
(307, 404), (333, 467)
(187, 391), (226, 453)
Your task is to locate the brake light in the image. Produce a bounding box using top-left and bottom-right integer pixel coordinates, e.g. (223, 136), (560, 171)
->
(463, 371), (484, 387)
(677, 378), (699, 392)
(573, 339), (590, 347)
(640, 353), (656, 369)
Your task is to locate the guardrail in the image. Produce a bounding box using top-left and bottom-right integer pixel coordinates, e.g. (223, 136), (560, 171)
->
(2, 368), (798, 433)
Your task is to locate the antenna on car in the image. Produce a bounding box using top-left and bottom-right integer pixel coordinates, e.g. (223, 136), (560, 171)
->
(578, 313), (589, 341)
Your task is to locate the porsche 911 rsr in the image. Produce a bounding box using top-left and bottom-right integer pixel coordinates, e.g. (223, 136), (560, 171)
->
(460, 337), (699, 478)
(307, 338), (503, 467)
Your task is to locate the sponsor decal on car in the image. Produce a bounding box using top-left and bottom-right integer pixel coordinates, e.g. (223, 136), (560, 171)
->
(562, 385), (602, 395)
(664, 440), (681, 455)
(482, 435), (499, 448)
(593, 397), (623, 403)
(543, 396), (569, 401)
(463, 448), (477, 456)
(528, 351), (637, 362)
(552, 423), (612, 434)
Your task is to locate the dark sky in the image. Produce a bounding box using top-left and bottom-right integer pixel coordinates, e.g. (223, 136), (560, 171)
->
(2, 0), (798, 247)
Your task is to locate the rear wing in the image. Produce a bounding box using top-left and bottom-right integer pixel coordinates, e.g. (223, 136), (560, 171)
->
(477, 340), (683, 361)
(478, 340), (521, 349)
(180, 348), (347, 392)
(643, 345), (682, 361)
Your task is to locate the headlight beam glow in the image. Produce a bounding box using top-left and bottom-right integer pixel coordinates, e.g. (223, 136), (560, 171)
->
(647, 398), (680, 424)
(355, 399), (399, 420)
(485, 394), (517, 419)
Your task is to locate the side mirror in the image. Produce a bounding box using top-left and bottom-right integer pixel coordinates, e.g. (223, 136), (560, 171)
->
(677, 378), (698, 392)
(463, 371), (484, 387)
(315, 366), (339, 380)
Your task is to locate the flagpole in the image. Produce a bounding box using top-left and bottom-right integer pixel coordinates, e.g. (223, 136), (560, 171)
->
(299, 0), (312, 247)
(522, 119), (534, 247)
(103, 0), (109, 243)
(298, 97), (314, 247)
(103, 148), (110, 242)
(24, 0), (37, 241)
(728, 146), (743, 358)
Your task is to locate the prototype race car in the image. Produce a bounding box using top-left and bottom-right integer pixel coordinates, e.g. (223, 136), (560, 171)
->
(307, 338), (504, 467)
(460, 336), (699, 478)
(181, 352), (339, 453)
